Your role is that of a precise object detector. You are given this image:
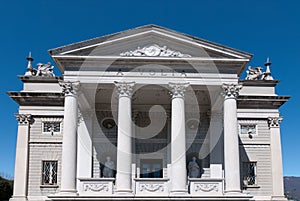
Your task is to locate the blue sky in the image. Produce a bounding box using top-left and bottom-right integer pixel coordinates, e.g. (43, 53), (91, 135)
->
(0, 0), (299, 178)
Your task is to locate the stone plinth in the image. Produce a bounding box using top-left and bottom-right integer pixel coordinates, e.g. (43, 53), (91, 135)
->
(134, 178), (169, 195)
(189, 178), (223, 195)
(78, 178), (115, 195)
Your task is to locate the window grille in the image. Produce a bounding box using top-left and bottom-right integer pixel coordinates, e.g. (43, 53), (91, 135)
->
(243, 162), (257, 186)
(43, 122), (61, 134)
(42, 161), (58, 185)
(240, 124), (256, 135)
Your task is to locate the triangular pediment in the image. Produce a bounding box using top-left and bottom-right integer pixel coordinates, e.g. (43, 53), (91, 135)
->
(49, 25), (252, 75)
(49, 25), (252, 59)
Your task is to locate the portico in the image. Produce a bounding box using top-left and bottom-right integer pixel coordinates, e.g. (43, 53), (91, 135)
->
(54, 75), (245, 198)
(9, 25), (288, 201)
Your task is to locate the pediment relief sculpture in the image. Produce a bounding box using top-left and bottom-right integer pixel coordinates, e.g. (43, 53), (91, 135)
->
(120, 44), (191, 58)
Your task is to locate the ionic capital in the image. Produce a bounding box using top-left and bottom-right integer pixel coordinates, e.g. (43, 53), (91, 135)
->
(59, 81), (80, 96)
(222, 83), (242, 99)
(114, 81), (135, 98)
(15, 114), (32, 125)
(168, 82), (189, 99)
(268, 117), (283, 128)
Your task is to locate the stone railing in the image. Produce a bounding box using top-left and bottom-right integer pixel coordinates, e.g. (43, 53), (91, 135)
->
(78, 178), (115, 195)
(188, 178), (224, 195)
(134, 178), (169, 195)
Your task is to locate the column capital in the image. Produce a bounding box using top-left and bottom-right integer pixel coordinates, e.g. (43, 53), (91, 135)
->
(268, 117), (283, 128)
(59, 80), (80, 96)
(168, 82), (189, 99)
(222, 83), (242, 99)
(15, 114), (32, 125)
(114, 81), (135, 98)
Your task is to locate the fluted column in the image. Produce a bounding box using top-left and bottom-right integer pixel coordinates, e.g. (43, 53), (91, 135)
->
(114, 81), (135, 194)
(11, 114), (32, 201)
(169, 82), (189, 194)
(222, 83), (242, 194)
(268, 117), (286, 200)
(59, 81), (80, 195)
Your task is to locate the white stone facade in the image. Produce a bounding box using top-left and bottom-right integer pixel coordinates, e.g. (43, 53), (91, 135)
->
(8, 25), (289, 201)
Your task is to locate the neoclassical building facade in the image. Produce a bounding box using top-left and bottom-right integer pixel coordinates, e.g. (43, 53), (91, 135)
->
(8, 25), (289, 201)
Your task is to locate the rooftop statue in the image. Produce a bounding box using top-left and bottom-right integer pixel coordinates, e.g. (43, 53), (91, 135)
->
(24, 52), (55, 77)
(36, 62), (55, 77)
(245, 66), (264, 80)
(245, 58), (274, 81)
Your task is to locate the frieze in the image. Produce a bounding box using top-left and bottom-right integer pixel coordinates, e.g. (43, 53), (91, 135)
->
(139, 183), (164, 192)
(120, 44), (191, 57)
(194, 182), (219, 192)
(83, 183), (109, 192)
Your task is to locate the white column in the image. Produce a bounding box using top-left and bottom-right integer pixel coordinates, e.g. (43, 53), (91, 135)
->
(77, 111), (93, 184)
(268, 117), (287, 200)
(114, 81), (135, 194)
(59, 81), (80, 195)
(222, 83), (242, 194)
(169, 82), (189, 194)
(11, 114), (32, 201)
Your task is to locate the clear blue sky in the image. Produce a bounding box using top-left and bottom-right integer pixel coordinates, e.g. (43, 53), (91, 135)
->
(0, 0), (299, 178)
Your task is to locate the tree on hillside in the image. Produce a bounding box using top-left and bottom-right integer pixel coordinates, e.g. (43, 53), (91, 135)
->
(0, 176), (13, 200)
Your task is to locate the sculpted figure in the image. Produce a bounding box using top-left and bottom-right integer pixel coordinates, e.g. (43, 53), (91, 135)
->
(245, 66), (263, 80)
(36, 62), (55, 77)
(102, 156), (115, 178)
(188, 157), (200, 178)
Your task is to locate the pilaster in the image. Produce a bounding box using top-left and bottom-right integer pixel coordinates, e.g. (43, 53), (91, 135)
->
(10, 114), (32, 201)
(268, 117), (287, 201)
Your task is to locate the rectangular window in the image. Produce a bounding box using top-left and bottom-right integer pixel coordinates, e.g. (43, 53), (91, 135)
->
(240, 124), (256, 135)
(43, 122), (61, 134)
(140, 159), (163, 178)
(243, 162), (257, 186)
(42, 161), (58, 185)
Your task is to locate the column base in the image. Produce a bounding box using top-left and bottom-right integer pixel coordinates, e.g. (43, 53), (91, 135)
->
(114, 189), (133, 195)
(224, 190), (242, 195)
(57, 189), (78, 196)
(271, 195), (288, 201)
(170, 189), (188, 195)
(9, 196), (28, 201)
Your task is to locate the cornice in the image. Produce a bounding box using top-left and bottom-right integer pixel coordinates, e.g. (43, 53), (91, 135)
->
(7, 92), (64, 106)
